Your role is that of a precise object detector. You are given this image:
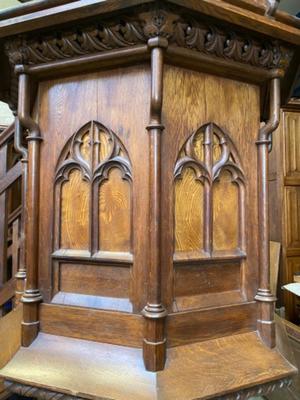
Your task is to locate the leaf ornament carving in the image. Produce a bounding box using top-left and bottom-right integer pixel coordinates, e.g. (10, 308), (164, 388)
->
(55, 121), (132, 184)
(171, 21), (292, 70)
(5, 22), (146, 65)
(174, 123), (245, 185)
(5, 8), (292, 72)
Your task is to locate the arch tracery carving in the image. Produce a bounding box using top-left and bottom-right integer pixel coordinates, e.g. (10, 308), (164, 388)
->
(174, 122), (246, 255)
(54, 120), (132, 254)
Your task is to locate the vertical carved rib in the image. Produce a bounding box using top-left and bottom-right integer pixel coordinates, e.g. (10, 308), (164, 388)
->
(203, 124), (213, 254)
(14, 116), (27, 303)
(142, 37), (168, 372)
(90, 122), (97, 255)
(18, 72), (42, 346)
(255, 78), (280, 348)
(239, 184), (246, 252)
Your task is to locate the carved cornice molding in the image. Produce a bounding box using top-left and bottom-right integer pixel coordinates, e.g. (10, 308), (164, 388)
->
(5, 6), (293, 72)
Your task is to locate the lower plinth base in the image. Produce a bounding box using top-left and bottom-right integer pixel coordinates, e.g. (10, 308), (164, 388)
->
(0, 330), (296, 400)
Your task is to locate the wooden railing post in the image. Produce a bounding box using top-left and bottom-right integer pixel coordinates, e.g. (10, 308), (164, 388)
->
(17, 71), (42, 346)
(14, 117), (27, 304)
(255, 78), (280, 348)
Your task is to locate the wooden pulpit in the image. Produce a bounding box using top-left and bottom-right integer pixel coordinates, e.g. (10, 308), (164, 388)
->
(0, 0), (299, 399)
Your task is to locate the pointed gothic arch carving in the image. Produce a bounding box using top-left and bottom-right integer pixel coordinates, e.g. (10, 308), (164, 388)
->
(53, 120), (132, 254)
(174, 122), (246, 256)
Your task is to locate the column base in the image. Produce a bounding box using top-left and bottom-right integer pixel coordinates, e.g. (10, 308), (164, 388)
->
(142, 303), (167, 372)
(21, 290), (42, 347)
(255, 288), (276, 348)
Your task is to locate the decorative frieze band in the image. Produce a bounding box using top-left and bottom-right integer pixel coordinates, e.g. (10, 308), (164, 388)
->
(4, 381), (88, 400)
(5, 7), (293, 71)
(4, 376), (293, 400)
(219, 377), (293, 399)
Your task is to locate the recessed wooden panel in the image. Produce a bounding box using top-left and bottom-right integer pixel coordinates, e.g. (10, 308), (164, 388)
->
(174, 262), (240, 298)
(175, 168), (203, 252)
(60, 170), (89, 250)
(284, 112), (300, 179)
(213, 171), (239, 251)
(99, 168), (131, 252)
(167, 302), (257, 347)
(39, 303), (143, 348)
(52, 292), (132, 312)
(59, 263), (131, 298)
(285, 187), (300, 250)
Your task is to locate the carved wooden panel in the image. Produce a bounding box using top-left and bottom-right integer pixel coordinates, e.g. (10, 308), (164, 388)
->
(284, 112), (300, 180)
(162, 66), (260, 309)
(51, 120), (133, 309)
(54, 120), (132, 255)
(174, 122), (245, 257)
(38, 67), (150, 310)
(285, 187), (300, 250)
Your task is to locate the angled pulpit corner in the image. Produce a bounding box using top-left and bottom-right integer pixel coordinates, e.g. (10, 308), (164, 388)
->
(0, 0), (299, 399)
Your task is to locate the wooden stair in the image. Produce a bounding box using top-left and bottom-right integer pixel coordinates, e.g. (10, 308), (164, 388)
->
(0, 305), (22, 400)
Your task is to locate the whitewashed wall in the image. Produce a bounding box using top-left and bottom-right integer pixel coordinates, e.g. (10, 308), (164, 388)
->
(0, 102), (14, 126)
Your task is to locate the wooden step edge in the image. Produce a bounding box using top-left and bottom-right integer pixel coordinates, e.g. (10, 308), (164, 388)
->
(0, 331), (297, 400)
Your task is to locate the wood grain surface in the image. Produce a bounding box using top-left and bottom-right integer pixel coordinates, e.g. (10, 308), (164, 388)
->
(161, 65), (260, 309)
(175, 168), (204, 252)
(213, 171), (239, 251)
(0, 331), (296, 400)
(38, 65), (150, 308)
(60, 170), (89, 250)
(269, 109), (300, 321)
(39, 303), (143, 348)
(99, 168), (131, 252)
(0, 305), (22, 369)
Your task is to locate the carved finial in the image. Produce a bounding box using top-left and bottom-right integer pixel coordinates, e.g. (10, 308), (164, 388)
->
(139, 9), (180, 39)
(275, 45), (294, 70)
(5, 38), (29, 65)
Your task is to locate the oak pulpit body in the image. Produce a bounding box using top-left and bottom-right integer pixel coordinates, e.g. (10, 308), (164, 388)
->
(0, 0), (299, 398)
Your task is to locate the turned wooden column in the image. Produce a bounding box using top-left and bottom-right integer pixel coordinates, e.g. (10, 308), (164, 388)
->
(255, 77), (280, 348)
(142, 37), (168, 372)
(17, 72), (42, 346)
(14, 116), (27, 304)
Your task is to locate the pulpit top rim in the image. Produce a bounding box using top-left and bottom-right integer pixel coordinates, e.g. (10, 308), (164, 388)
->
(0, 0), (299, 45)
